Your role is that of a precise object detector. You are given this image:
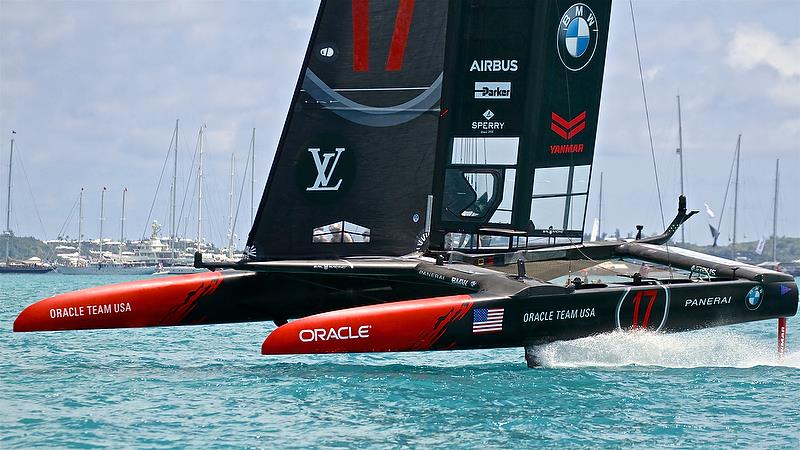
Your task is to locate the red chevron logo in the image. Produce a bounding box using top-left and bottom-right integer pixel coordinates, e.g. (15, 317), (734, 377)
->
(550, 111), (586, 139)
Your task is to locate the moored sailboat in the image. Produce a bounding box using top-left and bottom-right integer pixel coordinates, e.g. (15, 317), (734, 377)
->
(1, 132), (53, 274)
(57, 187), (158, 275)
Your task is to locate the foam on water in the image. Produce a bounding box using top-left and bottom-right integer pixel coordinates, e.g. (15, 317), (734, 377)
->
(530, 329), (800, 369)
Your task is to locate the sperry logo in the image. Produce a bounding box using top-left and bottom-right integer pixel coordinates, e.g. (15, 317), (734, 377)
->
(472, 109), (505, 134)
(306, 147), (345, 191)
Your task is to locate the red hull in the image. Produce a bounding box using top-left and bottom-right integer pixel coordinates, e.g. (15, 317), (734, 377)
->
(14, 271), (224, 332)
(261, 295), (473, 354)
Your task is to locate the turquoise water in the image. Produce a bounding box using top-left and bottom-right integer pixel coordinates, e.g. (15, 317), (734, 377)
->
(2, 274), (799, 448)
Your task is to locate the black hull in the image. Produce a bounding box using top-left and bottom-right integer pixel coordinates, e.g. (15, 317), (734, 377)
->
(15, 258), (798, 357)
(259, 265), (797, 354)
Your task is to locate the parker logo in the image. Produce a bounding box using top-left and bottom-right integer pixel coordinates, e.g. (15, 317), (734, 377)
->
(474, 82), (511, 100)
(298, 325), (371, 342)
(306, 147), (345, 191)
(551, 111), (586, 139)
(469, 59), (518, 72)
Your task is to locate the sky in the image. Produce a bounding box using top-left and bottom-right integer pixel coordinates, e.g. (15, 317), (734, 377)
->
(0, 0), (798, 249)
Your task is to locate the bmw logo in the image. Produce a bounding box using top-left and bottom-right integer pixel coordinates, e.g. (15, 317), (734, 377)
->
(557, 3), (600, 71)
(745, 285), (764, 310)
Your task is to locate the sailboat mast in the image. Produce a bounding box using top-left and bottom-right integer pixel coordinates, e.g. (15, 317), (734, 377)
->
(772, 159), (779, 262)
(676, 95), (685, 244)
(120, 187), (127, 256)
(4, 134), (14, 262)
(598, 171), (603, 237)
(99, 187), (106, 261)
(78, 188), (83, 258)
(171, 119), (178, 261)
(228, 153), (235, 258)
(250, 128), (255, 225)
(6, 131), (16, 264)
(732, 134), (741, 259)
(197, 125), (204, 249)
(5, 136), (13, 235)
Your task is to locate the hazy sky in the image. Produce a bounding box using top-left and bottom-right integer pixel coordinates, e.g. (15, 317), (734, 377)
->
(1, 0), (798, 249)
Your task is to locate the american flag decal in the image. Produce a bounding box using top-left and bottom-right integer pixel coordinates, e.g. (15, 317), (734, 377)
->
(472, 307), (504, 334)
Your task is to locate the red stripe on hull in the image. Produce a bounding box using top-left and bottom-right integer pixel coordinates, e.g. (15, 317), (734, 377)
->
(262, 295), (473, 354)
(14, 271), (224, 332)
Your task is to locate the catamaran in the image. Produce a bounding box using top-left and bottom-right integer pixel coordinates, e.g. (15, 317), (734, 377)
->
(14, 0), (797, 365)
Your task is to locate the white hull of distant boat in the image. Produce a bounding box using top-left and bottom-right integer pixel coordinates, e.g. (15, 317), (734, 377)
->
(57, 263), (158, 275)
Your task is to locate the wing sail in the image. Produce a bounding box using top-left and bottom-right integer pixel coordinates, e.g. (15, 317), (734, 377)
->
(246, 0), (449, 260)
(431, 0), (612, 249)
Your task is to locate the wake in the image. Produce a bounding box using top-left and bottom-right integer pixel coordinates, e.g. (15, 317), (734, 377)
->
(528, 329), (800, 369)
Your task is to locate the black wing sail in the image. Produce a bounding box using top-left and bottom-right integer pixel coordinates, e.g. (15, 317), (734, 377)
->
(431, 0), (612, 251)
(247, 0), (448, 260)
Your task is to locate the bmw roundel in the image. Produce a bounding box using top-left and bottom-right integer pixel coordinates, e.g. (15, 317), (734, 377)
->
(557, 3), (600, 71)
(745, 285), (764, 310)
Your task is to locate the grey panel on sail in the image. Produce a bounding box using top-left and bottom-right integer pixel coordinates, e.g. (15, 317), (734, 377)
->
(302, 70), (443, 127)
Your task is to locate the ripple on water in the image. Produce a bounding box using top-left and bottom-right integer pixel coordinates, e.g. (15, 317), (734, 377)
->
(1, 274), (799, 448)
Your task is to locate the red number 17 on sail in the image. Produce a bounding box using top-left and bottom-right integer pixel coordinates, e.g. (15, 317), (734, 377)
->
(352, 0), (415, 72)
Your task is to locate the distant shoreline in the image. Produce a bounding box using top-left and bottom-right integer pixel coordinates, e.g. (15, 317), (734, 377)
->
(2, 233), (798, 265)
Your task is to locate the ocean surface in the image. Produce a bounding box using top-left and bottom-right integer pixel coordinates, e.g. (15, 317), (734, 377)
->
(2, 274), (799, 448)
